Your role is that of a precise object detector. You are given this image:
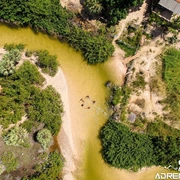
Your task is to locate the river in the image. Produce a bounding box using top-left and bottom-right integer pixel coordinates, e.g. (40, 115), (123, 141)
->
(0, 24), (172, 180)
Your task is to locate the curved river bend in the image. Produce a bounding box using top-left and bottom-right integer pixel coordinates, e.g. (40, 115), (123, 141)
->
(0, 24), (171, 180)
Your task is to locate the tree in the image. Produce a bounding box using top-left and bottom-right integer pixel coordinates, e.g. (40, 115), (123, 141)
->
(84, 0), (103, 15)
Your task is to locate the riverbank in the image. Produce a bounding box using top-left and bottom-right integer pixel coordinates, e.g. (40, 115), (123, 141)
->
(41, 68), (77, 180)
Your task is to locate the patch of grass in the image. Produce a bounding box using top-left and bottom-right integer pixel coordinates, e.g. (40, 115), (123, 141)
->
(132, 73), (146, 90)
(116, 25), (142, 57)
(1, 151), (18, 173)
(147, 119), (180, 138)
(116, 40), (136, 57)
(162, 47), (180, 121)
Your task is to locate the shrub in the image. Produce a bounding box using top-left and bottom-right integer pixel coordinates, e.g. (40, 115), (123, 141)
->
(15, 61), (45, 85)
(28, 86), (63, 135)
(111, 86), (122, 105)
(4, 43), (25, 52)
(3, 126), (30, 148)
(100, 119), (180, 171)
(132, 73), (146, 89)
(37, 50), (58, 76)
(0, 49), (21, 76)
(1, 151), (18, 173)
(36, 129), (52, 149)
(28, 151), (64, 179)
(100, 120), (154, 171)
(25, 50), (34, 57)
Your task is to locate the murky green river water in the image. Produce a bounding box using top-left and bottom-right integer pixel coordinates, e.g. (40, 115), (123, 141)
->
(0, 24), (172, 180)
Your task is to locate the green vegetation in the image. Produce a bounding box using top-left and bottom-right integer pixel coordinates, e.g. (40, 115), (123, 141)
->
(0, 52), (63, 134)
(147, 119), (180, 138)
(84, 0), (103, 15)
(28, 85), (63, 135)
(24, 151), (64, 180)
(1, 151), (18, 173)
(83, 0), (143, 25)
(110, 84), (131, 122)
(116, 26), (142, 57)
(0, 47), (64, 178)
(36, 129), (52, 149)
(111, 86), (122, 106)
(148, 13), (180, 31)
(0, 0), (114, 64)
(100, 119), (180, 171)
(15, 61), (45, 85)
(4, 43), (25, 52)
(132, 73), (146, 90)
(101, 120), (154, 171)
(0, 49), (21, 76)
(37, 50), (58, 76)
(115, 41), (136, 57)
(3, 127), (30, 148)
(111, 85), (131, 107)
(162, 48), (180, 121)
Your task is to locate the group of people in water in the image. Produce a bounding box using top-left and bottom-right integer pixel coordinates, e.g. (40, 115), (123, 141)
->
(79, 95), (96, 109)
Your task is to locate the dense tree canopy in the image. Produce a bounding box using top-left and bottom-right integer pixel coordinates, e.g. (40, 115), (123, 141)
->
(100, 120), (180, 171)
(101, 120), (154, 171)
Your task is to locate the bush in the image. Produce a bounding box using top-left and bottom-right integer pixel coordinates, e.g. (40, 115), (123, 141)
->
(0, 49), (21, 76)
(116, 41), (136, 57)
(25, 50), (34, 57)
(4, 43), (25, 52)
(132, 73), (146, 89)
(28, 86), (63, 135)
(3, 126), (30, 148)
(1, 151), (18, 173)
(15, 61), (45, 85)
(36, 129), (52, 149)
(37, 50), (58, 76)
(28, 151), (64, 179)
(111, 86), (122, 105)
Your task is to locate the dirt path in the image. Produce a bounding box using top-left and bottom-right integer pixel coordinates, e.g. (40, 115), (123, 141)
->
(110, 1), (148, 84)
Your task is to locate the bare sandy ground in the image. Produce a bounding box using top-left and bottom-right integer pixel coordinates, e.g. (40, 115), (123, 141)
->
(41, 68), (77, 180)
(60, 0), (82, 12)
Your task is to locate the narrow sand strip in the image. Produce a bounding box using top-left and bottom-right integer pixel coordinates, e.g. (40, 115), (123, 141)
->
(41, 68), (76, 180)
